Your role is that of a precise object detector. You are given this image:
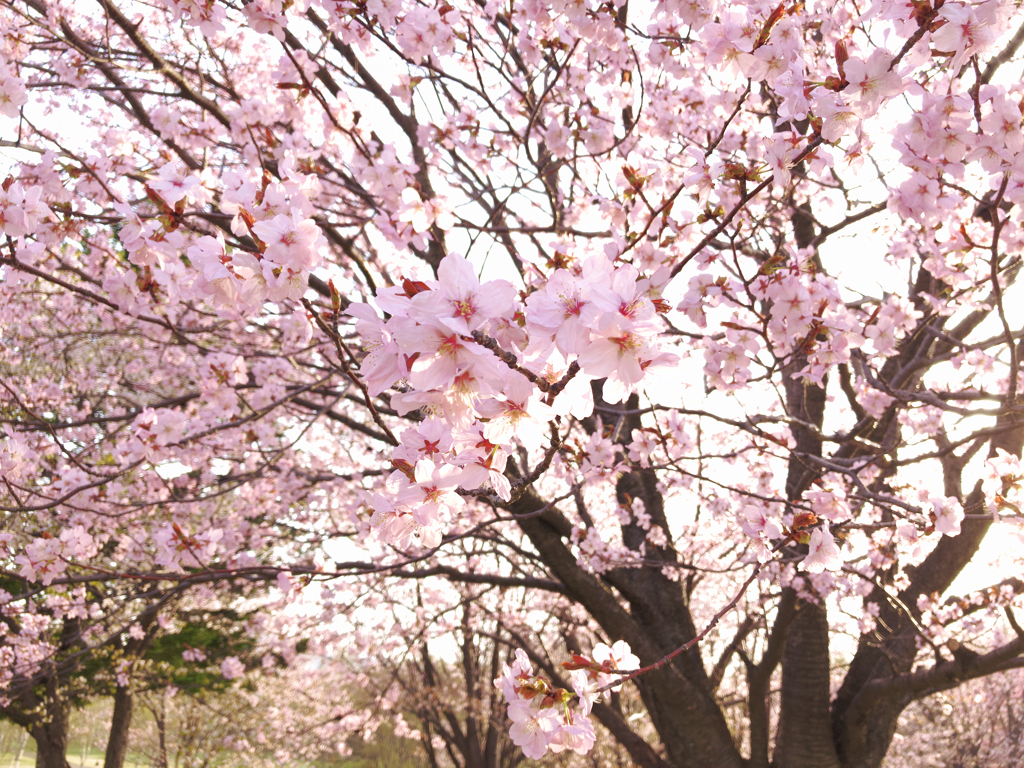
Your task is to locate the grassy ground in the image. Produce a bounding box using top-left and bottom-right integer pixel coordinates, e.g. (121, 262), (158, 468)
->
(0, 747), (113, 767)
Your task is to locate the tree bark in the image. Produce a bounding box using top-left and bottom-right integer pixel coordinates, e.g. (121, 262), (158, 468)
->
(103, 685), (134, 768)
(774, 598), (841, 768)
(23, 673), (71, 768)
(30, 705), (70, 768)
(773, 362), (836, 768)
(150, 696), (169, 768)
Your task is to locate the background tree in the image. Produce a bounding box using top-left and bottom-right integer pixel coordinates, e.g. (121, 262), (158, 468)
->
(887, 669), (1024, 767)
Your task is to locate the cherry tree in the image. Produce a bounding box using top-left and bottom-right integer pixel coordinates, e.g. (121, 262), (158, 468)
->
(888, 669), (1024, 767)
(354, 562), (637, 768)
(3, 0), (1024, 766)
(126, 662), (383, 768)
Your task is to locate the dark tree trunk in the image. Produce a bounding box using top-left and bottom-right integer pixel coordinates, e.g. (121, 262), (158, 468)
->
(103, 609), (161, 768)
(770, 362), (838, 768)
(103, 685), (134, 768)
(769, 192), (838, 768)
(512, 485), (745, 768)
(774, 598), (841, 768)
(149, 696), (170, 768)
(29, 684), (71, 768)
(25, 675), (71, 768)
(32, 735), (71, 768)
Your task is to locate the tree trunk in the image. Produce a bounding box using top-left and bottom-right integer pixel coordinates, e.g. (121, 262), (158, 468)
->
(30, 679), (71, 768)
(154, 696), (169, 768)
(30, 724), (69, 768)
(774, 598), (841, 768)
(772, 189), (837, 767)
(103, 685), (134, 768)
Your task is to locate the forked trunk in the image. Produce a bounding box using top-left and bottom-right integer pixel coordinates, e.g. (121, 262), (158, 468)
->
(30, 720), (70, 768)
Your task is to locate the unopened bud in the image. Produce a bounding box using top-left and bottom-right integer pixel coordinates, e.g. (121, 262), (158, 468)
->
(835, 40), (849, 79)
(517, 677), (549, 698)
(402, 277), (431, 297)
(390, 459), (416, 481)
(792, 512), (818, 530)
(329, 279), (342, 312)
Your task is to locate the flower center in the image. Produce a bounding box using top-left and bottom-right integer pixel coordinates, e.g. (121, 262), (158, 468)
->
(611, 333), (641, 352)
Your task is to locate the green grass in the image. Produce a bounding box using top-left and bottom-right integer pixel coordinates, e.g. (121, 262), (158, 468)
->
(0, 746), (155, 768)
(0, 750), (40, 768)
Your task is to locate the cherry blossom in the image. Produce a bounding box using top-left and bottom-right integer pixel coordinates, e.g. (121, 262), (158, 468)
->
(800, 526), (843, 574)
(842, 49), (902, 116)
(524, 269), (600, 355)
(506, 702), (562, 759)
(931, 496), (965, 537)
(406, 252), (516, 335)
(0, 74), (27, 118)
(252, 214), (322, 271)
(221, 657), (246, 680)
(476, 371), (555, 449)
(149, 163), (205, 206)
(932, 2), (999, 71)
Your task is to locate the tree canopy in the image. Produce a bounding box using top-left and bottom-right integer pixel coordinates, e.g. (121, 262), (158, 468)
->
(2, 0), (1024, 766)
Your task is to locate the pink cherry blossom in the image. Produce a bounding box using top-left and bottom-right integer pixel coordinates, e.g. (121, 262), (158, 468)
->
(476, 371), (555, 449)
(931, 497), (965, 537)
(571, 669), (598, 716)
(221, 656), (246, 680)
(0, 74), (28, 118)
(592, 640), (640, 691)
(251, 214), (322, 271)
(507, 702), (561, 759)
(576, 315), (647, 392)
(408, 252), (516, 335)
(396, 459), (465, 529)
(932, 2), (997, 71)
(549, 716), (596, 755)
(813, 89), (859, 142)
(525, 269), (600, 355)
(395, 320), (501, 391)
(800, 526), (843, 574)
(346, 304), (410, 396)
(149, 162), (204, 206)
(842, 49), (902, 116)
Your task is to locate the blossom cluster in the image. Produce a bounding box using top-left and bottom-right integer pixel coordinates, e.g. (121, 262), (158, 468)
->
(92, 161), (325, 318)
(494, 641), (638, 759)
(0, 67), (27, 119)
(0, 180), (50, 241)
(14, 526), (99, 585)
(349, 250), (678, 548)
(984, 449), (1024, 519)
